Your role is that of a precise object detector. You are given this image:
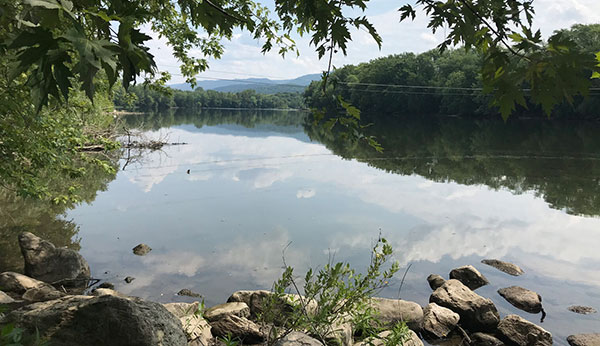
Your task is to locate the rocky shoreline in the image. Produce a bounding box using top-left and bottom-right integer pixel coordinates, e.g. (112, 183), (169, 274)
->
(0, 232), (598, 346)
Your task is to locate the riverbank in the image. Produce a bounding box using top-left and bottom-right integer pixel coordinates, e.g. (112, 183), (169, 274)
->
(0, 233), (597, 345)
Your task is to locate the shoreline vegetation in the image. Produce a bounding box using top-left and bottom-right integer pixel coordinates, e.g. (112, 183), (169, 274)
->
(1, 233), (598, 346)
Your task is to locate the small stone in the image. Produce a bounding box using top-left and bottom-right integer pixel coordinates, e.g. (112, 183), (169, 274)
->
(274, 331), (323, 346)
(470, 332), (504, 346)
(567, 305), (597, 315)
(227, 290), (255, 306)
(132, 243), (152, 256)
(567, 333), (600, 346)
(497, 314), (552, 346)
(427, 274), (446, 290)
(0, 290), (15, 304)
(204, 302), (250, 322)
(98, 282), (115, 290)
(481, 259), (524, 276)
(422, 303), (460, 338)
(498, 286), (543, 313)
(368, 297), (424, 331)
(449, 265), (489, 290)
(22, 286), (65, 302)
(124, 276), (135, 283)
(91, 288), (122, 297)
(211, 314), (265, 344)
(178, 289), (202, 298)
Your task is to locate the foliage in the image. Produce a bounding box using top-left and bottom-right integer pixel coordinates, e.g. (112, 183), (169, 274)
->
(115, 85), (305, 111)
(219, 333), (240, 346)
(305, 25), (600, 119)
(2, 0), (598, 118)
(259, 237), (402, 345)
(0, 323), (48, 346)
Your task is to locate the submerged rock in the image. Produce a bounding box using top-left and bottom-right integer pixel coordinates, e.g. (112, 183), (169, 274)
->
(430, 279), (500, 332)
(427, 274), (446, 291)
(132, 244), (152, 256)
(422, 303), (460, 338)
(497, 314), (552, 346)
(177, 288), (202, 298)
(204, 302), (250, 322)
(449, 265), (489, 290)
(567, 305), (597, 315)
(98, 282), (115, 290)
(18, 232), (90, 288)
(481, 259), (524, 276)
(469, 332), (505, 346)
(274, 331), (323, 346)
(368, 297), (424, 331)
(497, 286), (543, 314)
(124, 276), (135, 283)
(567, 333), (600, 346)
(2, 295), (187, 346)
(211, 314), (265, 344)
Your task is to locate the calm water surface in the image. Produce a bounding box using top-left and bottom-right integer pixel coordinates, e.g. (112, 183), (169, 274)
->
(6, 109), (600, 344)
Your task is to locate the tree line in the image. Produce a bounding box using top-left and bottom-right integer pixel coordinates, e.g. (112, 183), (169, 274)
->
(114, 86), (305, 111)
(305, 24), (600, 119)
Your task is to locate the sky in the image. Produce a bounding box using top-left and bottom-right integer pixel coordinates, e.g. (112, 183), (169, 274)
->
(145, 0), (600, 84)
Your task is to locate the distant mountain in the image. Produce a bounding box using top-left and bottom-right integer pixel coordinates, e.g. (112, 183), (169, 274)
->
(169, 73), (321, 94)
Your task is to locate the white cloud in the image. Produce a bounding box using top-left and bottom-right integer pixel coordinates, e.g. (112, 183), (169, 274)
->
(296, 188), (316, 199)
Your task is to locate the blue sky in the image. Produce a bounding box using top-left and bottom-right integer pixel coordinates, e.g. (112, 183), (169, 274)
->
(145, 0), (600, 84)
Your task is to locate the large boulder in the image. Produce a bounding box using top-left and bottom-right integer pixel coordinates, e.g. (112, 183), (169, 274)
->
(429, 279), (500, 332)
(163, 301), (212, 344)
(497, 286), (543, 314)
(22, 286), (65, 302)
(481, 259), (524, 276)
(422, 303), (460, 338)
(211, 314), (265, 344)
(0, 272), (52, 294)
(0, 290), (15, 304)
(1, 295), (187, 346)
(449, 266), (489, 290)
(18, 232), (90, 288)
(274, 331), (323, 346)
(204, 302), (250, 322)
(567, 333), (600, 346)
(368, 297), (424, 331)
(227, 290), (256, 306)
(497, 314), (552, 346)
(427, 274), (446, 291)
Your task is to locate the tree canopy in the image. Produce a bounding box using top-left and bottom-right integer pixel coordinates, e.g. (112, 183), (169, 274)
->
(2, 0), (599, 117)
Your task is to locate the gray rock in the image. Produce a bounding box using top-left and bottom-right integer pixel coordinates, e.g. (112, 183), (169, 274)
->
(0, 272), (53, 294)
(449, 265), (489, 290)
(227, 290), (255, 306)
(164, 301), (212, 343)
(325, 314), (352, 346)
(497, 314), (552, 346)
(356, 329), (423, 346)
(210, 314), (265, 344)
(132, 243), (152, 256)
(427, 274), (446, 290)
(567, 305), (597, 315)
(91, 288), (122, 297)
(470, 332), (505, 346)
(368, 297), (424, 331)
(18, 232), (90, 288)
(2, 294), (187, 346)
(274, 331), (323, 346)
(178, 288), (202, 298)
(497, 286), (543, 313)
(124, 276), (135, 283)
(567, 333), (600, 346)
(430, 279), (500, 332)
(0, 290), (15, 304)
(204, 302), (250, 322)
(22, 285), (65, 302)
(98, 282), (115, 290)
(481, 259), (524, 276)
(422, 303), (460, 338)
